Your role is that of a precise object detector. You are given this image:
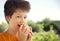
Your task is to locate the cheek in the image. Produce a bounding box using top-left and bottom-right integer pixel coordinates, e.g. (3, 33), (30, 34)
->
(16, 18), (22, 23)
(9, 18), (18, 27)
(9, 19), (19, 31)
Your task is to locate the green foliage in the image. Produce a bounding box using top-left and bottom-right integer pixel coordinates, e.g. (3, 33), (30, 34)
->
(32, 25), (59, 41)
(38, 23), (44, 32)
(27, 20), (40, 32)
(43, 18), (51, 25)
(0, 23), (8, 33)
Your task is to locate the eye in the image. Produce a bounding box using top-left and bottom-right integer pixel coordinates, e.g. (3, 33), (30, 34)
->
(17, 16), (21, 18)
(24, 16), (27, 19)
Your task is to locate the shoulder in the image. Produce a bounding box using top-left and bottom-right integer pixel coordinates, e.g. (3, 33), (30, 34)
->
(0, 31), (9, 38)
(0, 31), (6, 37)
(0, 32), (6, 41)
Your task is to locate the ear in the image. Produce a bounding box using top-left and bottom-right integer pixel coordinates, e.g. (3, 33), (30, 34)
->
(6, 16), (11, 23)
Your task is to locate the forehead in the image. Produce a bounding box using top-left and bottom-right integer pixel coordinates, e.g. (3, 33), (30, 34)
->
(13, 9), (27, 15)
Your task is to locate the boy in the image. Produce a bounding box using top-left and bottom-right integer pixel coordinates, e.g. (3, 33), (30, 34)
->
(0, 0), (32, 41)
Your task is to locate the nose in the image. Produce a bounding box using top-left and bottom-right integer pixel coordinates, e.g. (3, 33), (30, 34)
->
(20, 18), (26, 24)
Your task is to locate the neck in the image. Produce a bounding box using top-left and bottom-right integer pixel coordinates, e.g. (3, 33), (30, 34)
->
(7, 28), (17, 36)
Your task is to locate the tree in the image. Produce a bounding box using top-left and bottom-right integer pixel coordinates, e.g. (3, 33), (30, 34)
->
(0, 22), (8, 33)
(27, 20), (40, 32)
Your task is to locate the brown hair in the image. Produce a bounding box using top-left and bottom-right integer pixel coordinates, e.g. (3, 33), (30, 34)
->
(4, 0), (30, 17)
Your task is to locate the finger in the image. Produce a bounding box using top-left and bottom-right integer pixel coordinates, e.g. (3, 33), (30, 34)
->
(29, 27), (32, 35)
(18, 25), (23, 35)
(23, 27), (27, 33)
(23, 25), (29, 33)
(28, 32), (32, 38)
(22, 23), (27, 32)
(26, 26), (32, 35)
(30, 27), (32, 31)
(19, 25), (23, 32)
(27, 32), (32, 41)
(25, 28), (30, 34)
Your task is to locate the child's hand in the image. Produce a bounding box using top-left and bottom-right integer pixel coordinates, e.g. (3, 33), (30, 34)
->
(18, 23), (32, 41)
(27, 27), (32, 41)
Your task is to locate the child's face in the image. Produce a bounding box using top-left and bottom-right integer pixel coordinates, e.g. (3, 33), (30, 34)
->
(6, 9), (27, 33)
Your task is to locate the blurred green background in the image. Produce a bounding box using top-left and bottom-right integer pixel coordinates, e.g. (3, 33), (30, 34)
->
(0, 18), (60, 41)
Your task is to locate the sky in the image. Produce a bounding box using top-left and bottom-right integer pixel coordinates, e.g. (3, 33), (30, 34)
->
(0, 0), (60, 23)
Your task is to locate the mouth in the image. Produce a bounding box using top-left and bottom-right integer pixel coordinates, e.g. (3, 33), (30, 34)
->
(18, 23), (24, 28)
(18, 24), (21, 27)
